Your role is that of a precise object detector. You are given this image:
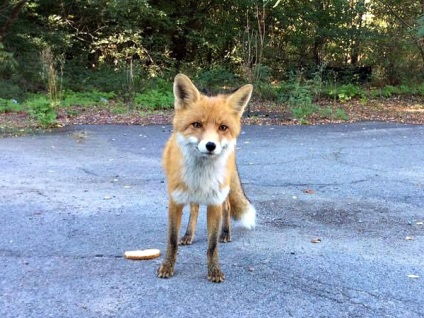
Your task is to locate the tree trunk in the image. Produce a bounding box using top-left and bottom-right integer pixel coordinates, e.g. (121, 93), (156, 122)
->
(350, 0), (365, 66)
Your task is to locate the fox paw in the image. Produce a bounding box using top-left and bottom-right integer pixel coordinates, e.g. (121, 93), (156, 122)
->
(219, 231), (231, 243)
(157, 263), (174, 279)
(208, 268), (225, 283)
(179, 234), (194, 245)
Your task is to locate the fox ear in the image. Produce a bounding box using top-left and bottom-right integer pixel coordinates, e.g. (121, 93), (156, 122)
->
(228, 84), (253, 114)
(173, 74), (200, 109)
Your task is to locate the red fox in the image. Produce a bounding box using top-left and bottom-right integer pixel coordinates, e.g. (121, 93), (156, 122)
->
(157, 74), (256, 282)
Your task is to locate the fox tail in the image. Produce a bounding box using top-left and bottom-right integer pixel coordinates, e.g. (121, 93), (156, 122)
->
(228, 168), (256, 229)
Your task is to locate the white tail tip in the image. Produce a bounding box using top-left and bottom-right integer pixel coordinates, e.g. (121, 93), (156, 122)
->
(239, 205), (256, 230)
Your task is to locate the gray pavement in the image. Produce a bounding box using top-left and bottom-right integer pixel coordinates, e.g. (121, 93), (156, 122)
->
(0, 122), (423, 318)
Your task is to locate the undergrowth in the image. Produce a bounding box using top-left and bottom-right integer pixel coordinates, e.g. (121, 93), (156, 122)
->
(3, 68), (424, 127)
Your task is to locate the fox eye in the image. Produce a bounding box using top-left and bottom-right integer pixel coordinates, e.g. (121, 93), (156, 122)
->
(219, 124), (228, 131)
(192, 122), (202, 128)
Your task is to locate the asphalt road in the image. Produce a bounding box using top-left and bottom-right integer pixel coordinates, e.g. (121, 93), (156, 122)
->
(1, 122), (423, 318)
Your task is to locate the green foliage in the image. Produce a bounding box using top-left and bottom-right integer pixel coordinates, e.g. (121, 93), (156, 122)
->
(328, 84), (365, 102)
(255, 83), (279, 101)
(370, 85), (409, 98)
(398, 84), (416, 95)
(334, 108), (349, 121)
(0, 82), (23, 100)
(195, 68), (241, 89)
(278, 78), (313, 106)
(416, 84), (424, 96)
(25, 96), (57, 127)
(0, 99), (24, 113)
(278, 76), (318, 124)
(319, 106), (349, 121)
(0, 1), (397, 129)
(291, 104), (319, 124)
(382, 85), (398, 98)
(276, 72), (350, 124)
(62, 91), (116, 107)
(132, 77), (174, 109)
(2, 0), (424, 114)
(0, 43), (18, 75)
(40, 47), (63, 108)
(134, 90), (174, 110)
(62, 64), (129, 94)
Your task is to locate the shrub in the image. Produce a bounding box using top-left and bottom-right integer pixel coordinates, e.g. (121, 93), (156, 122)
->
(195, 68), (241, 89)
(334, 108), (349, 121)
(0, 98), (24, 113)
(381, 85), (399, 97)
(328, 84), (365, 102)
(255, 82), (279, 100)
(61, 90), (116, 107)
(63, 64), (129, 94)
(24, 95), (57, 127)
(291, 104), (319, 124)
(277, 76), (320, 124)
(399, 84), (416, 95)
(134, 90), (174, 109)
(415, 83), (424, 96)
(0, 82), (23, 100)
(278, 81), (313, 106)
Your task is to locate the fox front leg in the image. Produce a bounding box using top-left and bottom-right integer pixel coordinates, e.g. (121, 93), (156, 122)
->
(158, 200), (183, 278)
(207, 204), (225, 282)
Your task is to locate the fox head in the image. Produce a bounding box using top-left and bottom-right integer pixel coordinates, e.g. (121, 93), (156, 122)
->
(172, 73), (253, 158)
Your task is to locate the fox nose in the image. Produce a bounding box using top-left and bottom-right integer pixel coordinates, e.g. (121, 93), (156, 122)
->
(205, 142), (216, 152)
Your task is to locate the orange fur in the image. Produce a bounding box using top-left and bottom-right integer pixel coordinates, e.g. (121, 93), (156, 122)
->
(157, 74), (255, 282)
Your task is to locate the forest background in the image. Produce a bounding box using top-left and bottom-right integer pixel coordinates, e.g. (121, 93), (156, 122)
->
(1, 0), (424, 129)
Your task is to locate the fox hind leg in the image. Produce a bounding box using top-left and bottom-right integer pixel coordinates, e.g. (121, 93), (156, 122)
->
(220, 197), (231, 243)
(179, 203), (199, 245)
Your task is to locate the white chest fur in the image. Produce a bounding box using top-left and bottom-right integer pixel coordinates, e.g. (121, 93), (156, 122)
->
(171, 134), (234, 206)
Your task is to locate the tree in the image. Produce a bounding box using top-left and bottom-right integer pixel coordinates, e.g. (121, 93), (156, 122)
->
(2, 0), (424, 96)
(0, 0), (28, 40)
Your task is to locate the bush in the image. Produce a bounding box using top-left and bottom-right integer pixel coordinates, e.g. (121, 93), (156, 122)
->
(0, 98), (24, 113)
(328, 84), (365, 102)
(24, 95), (57, 127)
(132, 76), (175, 109)
(277, 77), (321, 124)
(381, 85), (399, 97)
(134, 90), (174, 109)
(417, 83), (424, 96)
(319, 106), (349, 121)
(195, 68), (241, 89)
(0, 81), (23, 100)
(398, 84), (416, 95)
(255, 82), (279, 100)
(63, 64), (130, 94)
(61, 90), (116, 107)
(291, 104), (319, 124)
(278, 81), (313, 106)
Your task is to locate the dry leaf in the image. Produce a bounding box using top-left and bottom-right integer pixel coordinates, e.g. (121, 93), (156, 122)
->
(303, 189), (315, 194)
(311, 238), (322, 244)
(407, 274), (420, 279)
(405, 236), (414, 240)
